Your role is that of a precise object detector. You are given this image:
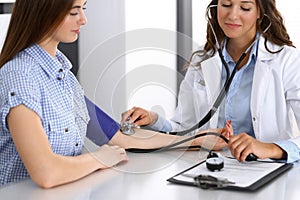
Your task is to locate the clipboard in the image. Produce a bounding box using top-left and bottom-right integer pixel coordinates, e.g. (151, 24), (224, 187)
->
(167, 156), (293, 191)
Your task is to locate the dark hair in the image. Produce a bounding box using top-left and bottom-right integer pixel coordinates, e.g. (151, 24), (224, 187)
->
(204, 0), (294, 55)
(0, 0), (74, 68)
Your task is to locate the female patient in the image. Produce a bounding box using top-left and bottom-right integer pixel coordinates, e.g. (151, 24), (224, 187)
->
(0, 0), (230, 188)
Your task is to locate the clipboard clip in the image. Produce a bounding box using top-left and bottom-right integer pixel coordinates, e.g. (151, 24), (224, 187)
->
(194, 175), (235, 189)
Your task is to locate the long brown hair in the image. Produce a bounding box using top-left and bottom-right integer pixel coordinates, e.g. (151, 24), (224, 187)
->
(204, 0), (293, 54)
(0, 0), (74, 68)
(189, 0), (294, 64)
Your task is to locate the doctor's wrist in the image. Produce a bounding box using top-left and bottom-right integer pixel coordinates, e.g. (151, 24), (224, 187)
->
(269, 143), (287, 160)
(148, 111), (158, 126)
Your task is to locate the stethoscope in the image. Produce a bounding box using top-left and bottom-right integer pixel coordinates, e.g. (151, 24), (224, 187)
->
(122, 5), (269, 156)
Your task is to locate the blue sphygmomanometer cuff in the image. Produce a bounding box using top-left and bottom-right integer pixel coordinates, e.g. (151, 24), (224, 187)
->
(85, 97), (120, 146)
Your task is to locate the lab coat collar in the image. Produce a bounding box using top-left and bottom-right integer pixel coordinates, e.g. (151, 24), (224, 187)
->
(257, 35), (283, 61)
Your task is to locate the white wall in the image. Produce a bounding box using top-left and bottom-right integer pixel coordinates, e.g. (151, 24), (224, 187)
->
(79, 0), (177, 122)
(0, 0), (14, 3)
(192, 0), (211, 50)
(0, 14), (10, 51)
(277, 1), (300, 47)
(125, 0), (177, 120)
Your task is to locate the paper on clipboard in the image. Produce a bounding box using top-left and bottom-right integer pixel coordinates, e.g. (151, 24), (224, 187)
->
(170, 156), (292, 189)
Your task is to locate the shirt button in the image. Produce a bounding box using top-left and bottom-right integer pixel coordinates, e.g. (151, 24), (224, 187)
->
(59, 68), (63, 72)
(75, 143), (79, 147)
(10, 92), (15, 96)
(57, 77), (62, 81)
(65, 128), (69, 132)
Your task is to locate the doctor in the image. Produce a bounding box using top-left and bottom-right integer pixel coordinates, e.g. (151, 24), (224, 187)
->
(122, 0), (300, 163)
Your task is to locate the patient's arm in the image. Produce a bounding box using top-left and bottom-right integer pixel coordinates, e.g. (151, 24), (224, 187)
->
(109, 127), (229, 151)
(109, 128), (185, 149)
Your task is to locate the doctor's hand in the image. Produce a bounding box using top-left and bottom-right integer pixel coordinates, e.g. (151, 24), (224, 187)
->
(92, 144), (128, 169)
(194, 120), (233, 151)
(228, 133), (286, 162)
(212, 120), (233, 150)
(121, 107), (158, 127)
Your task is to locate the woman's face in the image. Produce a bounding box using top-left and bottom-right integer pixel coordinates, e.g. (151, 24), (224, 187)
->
(52, 0), (87, 44)
(217, 0), (260, 42)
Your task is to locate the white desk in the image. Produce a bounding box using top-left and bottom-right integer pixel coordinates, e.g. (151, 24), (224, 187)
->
(0, 150), (299, 200)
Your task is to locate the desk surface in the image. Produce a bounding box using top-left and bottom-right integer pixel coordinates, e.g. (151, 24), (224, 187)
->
(0, 150), (299, 200)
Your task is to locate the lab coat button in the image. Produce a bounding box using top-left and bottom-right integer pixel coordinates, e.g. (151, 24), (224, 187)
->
(252, 117), (256, 121)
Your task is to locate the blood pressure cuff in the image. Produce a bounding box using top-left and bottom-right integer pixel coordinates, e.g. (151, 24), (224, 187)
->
(85, 96), (120, 146)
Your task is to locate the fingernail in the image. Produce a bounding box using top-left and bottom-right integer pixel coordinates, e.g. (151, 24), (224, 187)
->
(134, 125), (140, 129)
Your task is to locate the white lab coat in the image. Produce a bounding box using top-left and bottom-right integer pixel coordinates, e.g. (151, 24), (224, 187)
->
(169, 36), (300, 148)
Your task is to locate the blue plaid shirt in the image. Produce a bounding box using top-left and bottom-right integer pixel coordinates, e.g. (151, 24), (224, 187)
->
(0, 44), (90, 185)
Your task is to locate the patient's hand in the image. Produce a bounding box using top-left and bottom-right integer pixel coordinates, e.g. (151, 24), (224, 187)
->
(92, 144), (128, 169)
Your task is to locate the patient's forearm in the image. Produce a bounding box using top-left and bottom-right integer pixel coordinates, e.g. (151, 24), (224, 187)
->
(109, 128), (194, 149)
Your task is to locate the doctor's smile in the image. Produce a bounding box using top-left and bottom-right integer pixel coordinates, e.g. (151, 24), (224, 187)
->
(225, 23), (242, 29)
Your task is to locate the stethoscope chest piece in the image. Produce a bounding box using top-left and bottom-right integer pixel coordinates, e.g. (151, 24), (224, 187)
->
(206, 157), (224, 171)
(120, 117), (135, 135)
